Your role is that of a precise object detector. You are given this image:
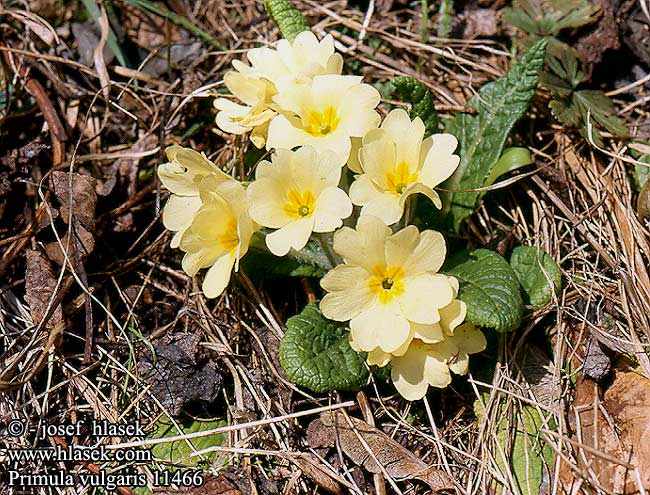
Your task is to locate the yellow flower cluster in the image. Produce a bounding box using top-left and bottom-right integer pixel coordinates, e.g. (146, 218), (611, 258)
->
(320, 216), (486, 400)
(158, 32), (486, 400)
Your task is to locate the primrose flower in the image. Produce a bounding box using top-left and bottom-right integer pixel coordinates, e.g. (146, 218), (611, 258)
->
(267, 75), (381, 162)
(158, 146), (233, 248)
(361, 289), (468, 367)
(214, 32), (343, 148)
(320, 216), (456, 353)
(349, 109), (460, 225)
(178, 178), (256, 298)
(247, 147), (352, 256)
(390, 323), (486, 400)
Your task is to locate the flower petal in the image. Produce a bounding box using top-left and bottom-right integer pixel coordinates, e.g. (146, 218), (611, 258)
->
(332, 216), (390, 269)
(359, 194), (404, 226)
(202, 251), (237, 299)
(411, 322), (444, 343)
(391, 343), (429, 400)
(350, 300), (410, 353)
(423, 350), (453, 388)
(380, 109), (425, 172)
(399, 273), (455, 324)
(418, 133), (460, 187)
(265, 217), (314, 256)
(399, 182), (442, 210)
(313, 186), (352, 232)
(162, 195), (201, 233)
(349, 174), (385, 207)
(385, 226), (420, 268)
(319, 279), (375, 322)
(439, 299), (467, 335)
(403, 230), (447, 275)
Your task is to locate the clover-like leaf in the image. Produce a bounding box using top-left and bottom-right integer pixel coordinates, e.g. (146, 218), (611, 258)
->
(264, 0), (310, 42)
(446, 249), (523, 332)
(510, 246), (562, 306)
(279, 303), (369, 393)
(442, 39), (547, 231)
(391, 76), (439, 137)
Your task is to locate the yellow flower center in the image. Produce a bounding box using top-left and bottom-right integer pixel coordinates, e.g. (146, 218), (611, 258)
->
(386, 161), (417, 196)
(304, 106), (340, 136)
(284, 189), (316, 219)
(368, 266), (405, 304)
(217, 217), (240, 252)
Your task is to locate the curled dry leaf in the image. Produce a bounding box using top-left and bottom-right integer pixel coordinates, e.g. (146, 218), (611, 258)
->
(318, 411), (455, 493)
(287, 453), (345, 495)
(560, 373), (650, 493)
(25, 249), (63, 330)
(46, 171), (97, 261)
(602, 371), (650, 491)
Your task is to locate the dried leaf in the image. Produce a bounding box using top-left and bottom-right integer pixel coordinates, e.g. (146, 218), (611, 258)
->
(289, 453), (344, 495)
(50, 171), (97, 233)
(561, 373), (650, 493)
(319, 411), (454, 493)
(603, 371), (650, 491)
(25, 249), (63, 329)
(48, 171), (97, 259)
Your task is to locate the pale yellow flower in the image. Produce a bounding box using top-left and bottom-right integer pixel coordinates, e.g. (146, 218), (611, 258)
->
(320, 216), (455, 353)
(158, 146), (233, 248)
(178, 178), (256, 298)
(267, 75), (381, 162)
(390, 324), (486, 400)
(349, 109), (460, 225)
(247, 147), (352, 256)
(361, 288), (467, 367)
(214, 32), (343, 147)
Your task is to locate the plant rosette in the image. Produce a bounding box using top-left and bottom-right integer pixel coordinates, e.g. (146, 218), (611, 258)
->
(157, 0), (560, 401)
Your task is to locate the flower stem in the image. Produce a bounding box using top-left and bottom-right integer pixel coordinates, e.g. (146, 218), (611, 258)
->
(317, 233), (340, 268)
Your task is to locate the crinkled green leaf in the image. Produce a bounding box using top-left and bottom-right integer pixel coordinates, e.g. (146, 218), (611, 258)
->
(279, 303), (369, 393)
(509, 246), (562, 306)
(441, 39), (547, 231)
(264, 0), (310, 42)
(446, 249), (523, 332)
(150, 416), (227, 466)
(391, 76), (439, 137)
(475, 394), (555, 495)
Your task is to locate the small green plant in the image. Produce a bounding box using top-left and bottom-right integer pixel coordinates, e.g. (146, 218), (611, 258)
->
(541, 50), (627, 146)
(505, 0), (626, 145)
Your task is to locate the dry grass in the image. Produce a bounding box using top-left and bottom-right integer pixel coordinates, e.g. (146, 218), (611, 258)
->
(1, 1), (649, 494)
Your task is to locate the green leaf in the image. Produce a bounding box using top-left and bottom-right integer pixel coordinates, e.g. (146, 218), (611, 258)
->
(475, 394), (554, 495)
(391, 76), (439, 137)
(264, 0), (311, 42)
(150, 416), (227, 467)
(441, 39), (547, 231)
(244, 234), (330, 278)
(504, 0), (600, 37)
(446, 249), (523, 332)
(509, 246), (562, 306)
(485, 147), (533, 186)
(279, 303), (369, 393)
(542, 50), (626, 146)
(123, 0), (226, 49)
(632, 149), (650, 189)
